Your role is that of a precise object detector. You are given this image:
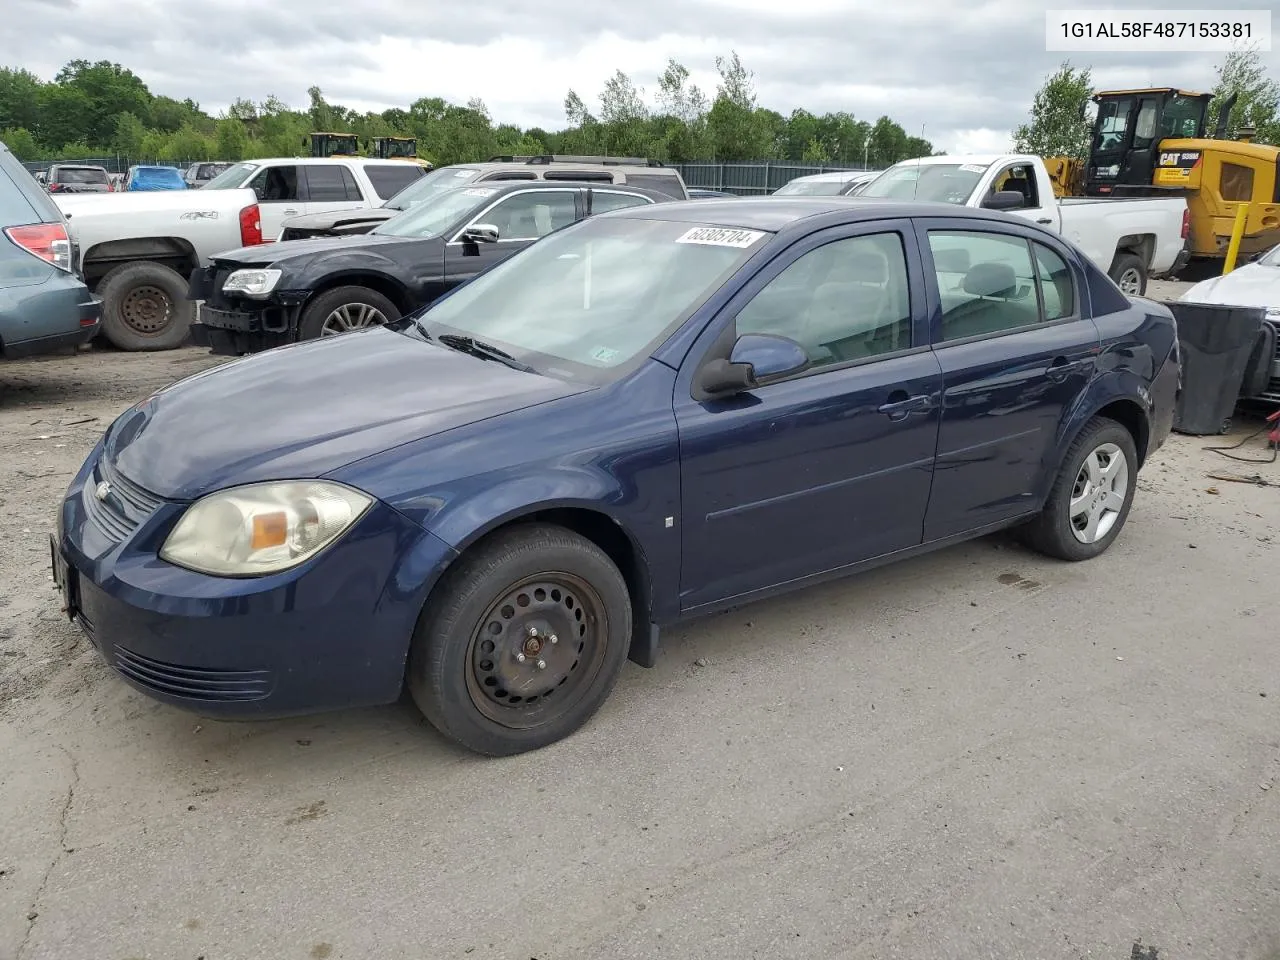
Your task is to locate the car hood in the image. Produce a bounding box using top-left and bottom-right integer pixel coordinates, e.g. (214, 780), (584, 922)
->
(211, 232), (406, 266)
(103, 327), (589, 501)
(1181, 261), (1280, 313)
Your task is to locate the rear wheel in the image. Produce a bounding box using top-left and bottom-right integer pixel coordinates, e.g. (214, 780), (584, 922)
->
(407, 524), (632, 756)
(96, 261), (194, 351)
(1109, 253), (1147, 296)
(1022, 417), (1138, 561)
(298, 286), (400, 341)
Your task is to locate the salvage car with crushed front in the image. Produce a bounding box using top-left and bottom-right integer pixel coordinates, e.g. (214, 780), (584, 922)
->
(188, 181), (670, 354)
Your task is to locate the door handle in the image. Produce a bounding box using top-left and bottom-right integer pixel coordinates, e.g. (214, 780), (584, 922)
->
(878, 392), (933, 420)
(282, 208), (299, 215)
(1036, 217), (1053, 224)
(1045, 357), (1089, 380)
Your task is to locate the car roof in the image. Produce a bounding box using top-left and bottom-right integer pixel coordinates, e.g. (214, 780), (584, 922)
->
(789, 170), (878, 183)
(447, 160), (682, 176)
(460, 180), (672, 199)
(243, 157), (417, 167)
(607, 196), (1027, 231)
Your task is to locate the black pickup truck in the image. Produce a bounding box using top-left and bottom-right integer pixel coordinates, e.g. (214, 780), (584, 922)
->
(188, 180), (669, 355)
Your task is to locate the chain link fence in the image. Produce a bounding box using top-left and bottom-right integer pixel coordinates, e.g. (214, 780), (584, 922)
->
(673, 161), (876, 195)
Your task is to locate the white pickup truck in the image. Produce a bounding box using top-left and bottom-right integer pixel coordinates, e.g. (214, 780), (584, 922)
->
(858, 154), (1189, 295)
(53, 157), (427, 350)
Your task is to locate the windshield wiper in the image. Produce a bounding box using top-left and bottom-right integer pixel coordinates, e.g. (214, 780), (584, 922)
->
(436, 333), (537, 373)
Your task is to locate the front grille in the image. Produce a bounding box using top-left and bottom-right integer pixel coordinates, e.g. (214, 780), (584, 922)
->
(1263, 319), (1280, 402)
(114, 646), (273, 702)
(82, 459), (165, 543)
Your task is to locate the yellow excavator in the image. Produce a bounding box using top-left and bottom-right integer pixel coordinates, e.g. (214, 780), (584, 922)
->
(306, 132), (361, 157)
(1045, 88), (1280, 266)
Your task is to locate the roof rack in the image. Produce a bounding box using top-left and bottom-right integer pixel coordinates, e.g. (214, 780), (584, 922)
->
(487, 154), (666, 168)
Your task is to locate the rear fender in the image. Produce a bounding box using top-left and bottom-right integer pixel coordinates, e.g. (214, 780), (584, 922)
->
(1041, 370), (1155, 502)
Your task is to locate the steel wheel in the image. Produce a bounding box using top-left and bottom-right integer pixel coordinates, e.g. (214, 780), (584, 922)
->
(465, 573), (610, 729)
(1069, 441), (1129, 544)
(1115, 267), (1143, 295)
(120, 284), (173, 336)
(320, 302), (388, 336)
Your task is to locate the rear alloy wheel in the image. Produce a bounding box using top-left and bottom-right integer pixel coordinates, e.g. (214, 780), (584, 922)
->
(407, 524), (632, 756)
(298, 285), (401, 341)
(96, 261), (194, 351)
(1109, 253), (1147, 296)
(1022, 417), (1138, 561)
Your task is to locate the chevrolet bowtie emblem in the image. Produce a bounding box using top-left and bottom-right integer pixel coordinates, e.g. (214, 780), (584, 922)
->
(95, 480), (111, 501)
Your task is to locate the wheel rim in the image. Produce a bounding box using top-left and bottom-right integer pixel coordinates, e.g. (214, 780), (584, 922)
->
(1069, 441), (1129, 544)
(465, 573), (610, 730)
(320, 302), (388, 336)
(1116, 267), (1142, 295)
(121, 284), (173, 335)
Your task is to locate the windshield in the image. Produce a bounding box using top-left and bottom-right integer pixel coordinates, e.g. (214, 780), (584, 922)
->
(410, 216), (766, 383)
(383, 166), (482, 210)
(372, 186), (493, 238)
(858, 163), (984, 204)
(203, 161), (259, 190)
(774, 178), (849, 196)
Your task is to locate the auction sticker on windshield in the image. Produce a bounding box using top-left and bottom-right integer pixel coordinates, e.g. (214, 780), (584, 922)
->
(462, 188), (496, 197)
(675, 227), (765, 248)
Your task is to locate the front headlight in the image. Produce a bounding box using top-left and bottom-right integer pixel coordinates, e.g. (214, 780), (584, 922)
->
(160, 481), (372, 577)
(222, 268), (282, 298)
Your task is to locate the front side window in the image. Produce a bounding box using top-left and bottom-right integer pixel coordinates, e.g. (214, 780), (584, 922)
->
(480, 190), (578, 240)
(991, 164), (1040, 207)
(1133, 98), (1160, 148)
(735, 232), (912, 367)
(248, 165), (300, 202)
(1095, 98), (1134, 151)
(929, 231), (1042, 340)
(413, 217), (764, 381)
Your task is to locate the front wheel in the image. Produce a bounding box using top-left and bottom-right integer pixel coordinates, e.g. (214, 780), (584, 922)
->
(298, 285), (401, 341)
(407, 524), (632, 756)
(1022, 417), (1138, 561)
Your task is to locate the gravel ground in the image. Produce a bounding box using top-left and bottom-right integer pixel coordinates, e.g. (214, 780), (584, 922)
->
(3, 281), (1279, 960)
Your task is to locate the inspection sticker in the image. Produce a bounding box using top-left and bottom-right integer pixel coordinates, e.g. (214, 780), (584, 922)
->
(461, 187), (496, 197)
(675, 226), (765, 248)
(591, 346), (620, 363)
(454, 169), (476, 177)
(958, 163), (989, 173)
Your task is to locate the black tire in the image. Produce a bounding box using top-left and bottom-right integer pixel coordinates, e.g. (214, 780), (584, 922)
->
(1022, 417), (1139, 562)
(297, 286), (400, 341)
(1108, 252), (1147, 296)
(407, 523), (632, 756)
(96, 261), (194, 351)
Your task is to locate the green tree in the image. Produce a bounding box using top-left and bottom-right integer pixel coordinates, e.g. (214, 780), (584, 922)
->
(1207, 45), (1280, 145)
(36, 83), (94, 149)
(215, 117), (249, 160)
(801, 137), (830, 164)
(0, 68), (44, 133)
(705, 51), (774, 159)
(162, 122), (211, 162)
(1013, 61), (1094, 158)
(112, 111), (147, 158)
(54, 60), (152, 145)
(0, 127), (42, 161)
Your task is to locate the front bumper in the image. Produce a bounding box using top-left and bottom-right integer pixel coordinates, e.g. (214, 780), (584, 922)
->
(53, 451), (458, 719)
(188, 265), (299, 356)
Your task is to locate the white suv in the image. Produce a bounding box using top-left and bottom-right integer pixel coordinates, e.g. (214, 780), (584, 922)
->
(201, 157), (428, 241)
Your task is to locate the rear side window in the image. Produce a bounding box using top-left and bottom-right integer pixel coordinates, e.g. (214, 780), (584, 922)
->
(622, 173), (686, 199)
(362, 163), (426, 201)
(929, 231), (1041, 341)
(302, 165), (362, 202)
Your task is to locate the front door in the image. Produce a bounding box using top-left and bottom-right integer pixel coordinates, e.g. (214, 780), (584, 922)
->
(443, 188), (581, 288)
(917, 221), (1100, 541)
(674, 221), (943, 611)
(245, 164), (304, 241)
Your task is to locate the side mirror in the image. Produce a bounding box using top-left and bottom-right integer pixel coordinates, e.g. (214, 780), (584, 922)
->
(982, 190), (1026, 211)
(462, 223), (499, 244)
(698, 333), (810, 395)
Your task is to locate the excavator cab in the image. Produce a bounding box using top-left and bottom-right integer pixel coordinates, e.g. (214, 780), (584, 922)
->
(307, 132), (361, 158)
(371, 137), (419, 160)
(1084, 88), (1212, 195)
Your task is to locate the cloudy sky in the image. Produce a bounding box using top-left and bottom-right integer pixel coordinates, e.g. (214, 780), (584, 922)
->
(7, 0), (1278, 153)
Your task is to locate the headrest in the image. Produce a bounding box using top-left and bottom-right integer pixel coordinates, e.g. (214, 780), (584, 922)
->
(963, 261), (1017, 298)
(933, 248), (971, 274)
(847, 250), (887, 284)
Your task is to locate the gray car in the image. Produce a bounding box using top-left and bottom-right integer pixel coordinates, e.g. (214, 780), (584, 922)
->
(0, 143), (100, 359)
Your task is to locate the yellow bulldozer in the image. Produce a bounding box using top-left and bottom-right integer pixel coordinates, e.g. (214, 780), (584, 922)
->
(1045, 88), (1279, 266)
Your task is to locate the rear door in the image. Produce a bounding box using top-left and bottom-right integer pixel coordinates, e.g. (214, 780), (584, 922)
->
(917, 218), (1099, 541)
(301, 164), (367, 222)
(442, 187), (581, 287)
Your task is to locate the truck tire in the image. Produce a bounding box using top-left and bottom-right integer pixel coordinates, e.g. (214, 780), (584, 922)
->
(298, 286), (401, 341)
(1109, 253), (1147, 296)
(96, 261), (194, 351)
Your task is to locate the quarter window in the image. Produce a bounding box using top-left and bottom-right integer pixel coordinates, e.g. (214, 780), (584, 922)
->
(481, 191), (578, 240)
(735, 232), (912, 368)
(589, 191), (653, 214)
(1034, 243), (1074, 320)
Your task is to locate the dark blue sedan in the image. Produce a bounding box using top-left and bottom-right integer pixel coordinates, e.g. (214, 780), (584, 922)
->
(52, 198), (1179, 755)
